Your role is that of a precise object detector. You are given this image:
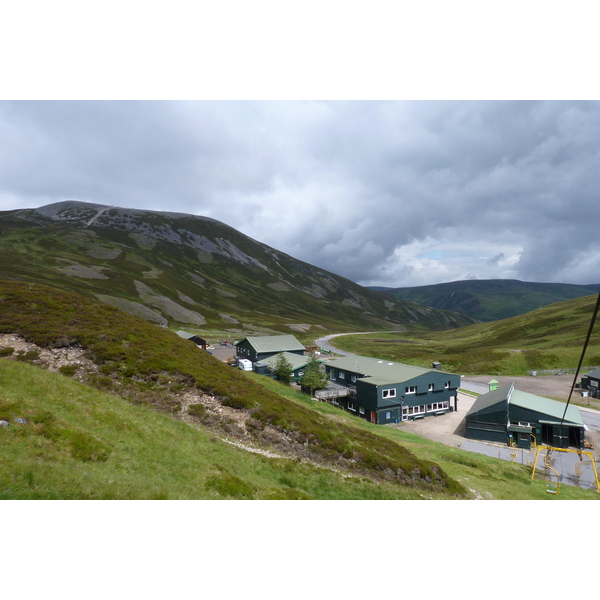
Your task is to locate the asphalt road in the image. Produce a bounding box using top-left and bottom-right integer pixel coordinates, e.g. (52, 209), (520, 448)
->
(315, 331), (400, 356)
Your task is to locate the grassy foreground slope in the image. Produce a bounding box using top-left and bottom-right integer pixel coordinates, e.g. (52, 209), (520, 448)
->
(2, 342), (597, 500)
(0, 279), (466, 499)
(0, 359), (433, 500)
(331, 294), (600, 376)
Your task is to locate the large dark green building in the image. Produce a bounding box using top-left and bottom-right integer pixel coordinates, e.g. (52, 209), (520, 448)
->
(466, 382), (585, 449)
(324, 355), (460, 425)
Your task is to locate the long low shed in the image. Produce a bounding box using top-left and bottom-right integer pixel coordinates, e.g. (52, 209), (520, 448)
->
(466, 382), (585, 449)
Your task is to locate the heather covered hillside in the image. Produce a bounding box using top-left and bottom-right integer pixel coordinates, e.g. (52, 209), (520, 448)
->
(0, 279), (468, 499)
(0, 201), (476, 336)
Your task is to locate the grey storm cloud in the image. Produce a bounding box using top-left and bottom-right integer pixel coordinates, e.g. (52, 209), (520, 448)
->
(1, 100), (600, 287)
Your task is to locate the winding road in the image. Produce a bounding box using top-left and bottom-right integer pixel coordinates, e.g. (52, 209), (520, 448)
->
(315, 331), (401, 356)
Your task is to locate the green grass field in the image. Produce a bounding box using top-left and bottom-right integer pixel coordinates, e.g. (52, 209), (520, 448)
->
(2, 280), (600, 499)
(2, 359), (597, 499)
(330, 294), (600, 376)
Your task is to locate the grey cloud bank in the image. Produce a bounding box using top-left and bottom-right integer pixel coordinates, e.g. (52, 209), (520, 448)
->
(1, 100), (599, 288)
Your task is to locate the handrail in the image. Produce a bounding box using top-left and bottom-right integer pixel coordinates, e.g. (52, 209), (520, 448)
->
(531, 445), (600, 493)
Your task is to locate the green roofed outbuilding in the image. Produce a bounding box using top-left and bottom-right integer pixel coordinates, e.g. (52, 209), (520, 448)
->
(466, 382), (585, 450)
(235, 334), (305, 363)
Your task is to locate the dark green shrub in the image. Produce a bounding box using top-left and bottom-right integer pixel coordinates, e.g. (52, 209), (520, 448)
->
(87, 375), (114, 390)
(188, 403), (207, 418)
(205, 470), (255, 499)
(58, 364), (79, 376)
(0, 346), (14, 357)
(66, 431), (110, 462)
(167, 401), (182, 414)
(15, 350), (40, 362)
(0, 399), (21, 420)
(221, 396), (250, 410)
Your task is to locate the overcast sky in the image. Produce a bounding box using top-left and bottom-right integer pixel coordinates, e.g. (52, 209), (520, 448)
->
(2, 100), (600, 288)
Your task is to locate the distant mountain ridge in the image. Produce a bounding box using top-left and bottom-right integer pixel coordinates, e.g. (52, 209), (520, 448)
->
(0, 201), (476, 334)
(371, 279), (600, 322)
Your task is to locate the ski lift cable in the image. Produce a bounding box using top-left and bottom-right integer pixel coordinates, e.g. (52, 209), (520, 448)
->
(559, 289), (600, 431)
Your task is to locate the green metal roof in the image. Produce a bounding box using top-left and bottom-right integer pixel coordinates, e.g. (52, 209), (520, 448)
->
(326, 355), (455, 386)
(255, 352), (313, 371)
(466, 382), (513, 416)
(584, 369), (600, 379)
(237, 335), (305, 354)
(509, 389), (584, 426)
(466, 381), (584, 426)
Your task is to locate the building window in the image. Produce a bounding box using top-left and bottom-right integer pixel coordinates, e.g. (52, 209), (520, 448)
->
(339, 371), (345, 380)
(359, 407), (365, 415)
(385, 411), (391, 420)
(445, 381), (450, 389)
(351, 374), (356, 383)
(330, 369), (336, 381)
(382, 388), (397, 399)
(407, 405), (425, 415)
(405, 386), (416, 394)
(427, 401), (449, 412)
(347, 401), (356, 412)
(428, 383), (434, 391)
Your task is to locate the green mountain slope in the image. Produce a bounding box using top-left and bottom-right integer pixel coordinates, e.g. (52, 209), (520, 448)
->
(0, 201), (476, 336)
(0, 279), (467, 498)
(372, 279), (600, 322)
(331, 293), (600, 377)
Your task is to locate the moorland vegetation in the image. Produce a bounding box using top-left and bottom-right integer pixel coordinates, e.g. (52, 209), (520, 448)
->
(0, 280), (468, 499)
(2, 280), (598, 499)
(331, 294), (600, 377)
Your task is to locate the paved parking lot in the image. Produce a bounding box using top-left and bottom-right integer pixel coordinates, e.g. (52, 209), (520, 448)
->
(392, 391), (477, 447)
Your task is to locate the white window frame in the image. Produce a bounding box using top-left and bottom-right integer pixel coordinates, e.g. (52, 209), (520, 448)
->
(351, 374), (356, 383)
(445, 381), (451, 389)
(382, 388), (397, 399)
(339, 371), (345, 380)
(347, 401), (356, 412)
(427, 401), (449, 412)
(359, 407), (365, 415)
(405, 385), (416, 394)
(428, 383), (434, 392)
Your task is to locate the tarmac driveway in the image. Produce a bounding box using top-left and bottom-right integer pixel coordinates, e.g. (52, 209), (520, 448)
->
(391, 391), (477, 447)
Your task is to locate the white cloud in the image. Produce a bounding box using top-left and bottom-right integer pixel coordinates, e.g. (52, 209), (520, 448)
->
(2, 100), (600, 288)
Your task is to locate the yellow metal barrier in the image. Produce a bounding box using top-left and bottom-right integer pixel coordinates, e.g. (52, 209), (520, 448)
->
(531, 445), (600, 493)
